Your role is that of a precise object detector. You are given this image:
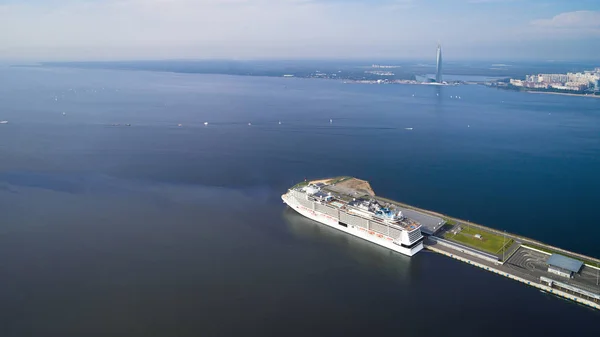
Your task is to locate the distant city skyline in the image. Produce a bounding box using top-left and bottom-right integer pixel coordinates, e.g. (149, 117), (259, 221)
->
(1, 0), (599, 61)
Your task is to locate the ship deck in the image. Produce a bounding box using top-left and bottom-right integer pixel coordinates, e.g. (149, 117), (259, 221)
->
(296, 177), (445, 234)
(297, 184), (428, 232)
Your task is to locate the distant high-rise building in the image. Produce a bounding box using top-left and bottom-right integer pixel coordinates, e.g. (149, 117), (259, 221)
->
(436, 44), (443, 83)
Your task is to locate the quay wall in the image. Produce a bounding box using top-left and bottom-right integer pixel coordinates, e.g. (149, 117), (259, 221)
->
(426, 245), (600, 311)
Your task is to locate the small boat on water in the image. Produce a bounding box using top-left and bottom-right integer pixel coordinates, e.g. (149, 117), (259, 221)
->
(0, 121), (8, 124)
(405, 127), (413, 130)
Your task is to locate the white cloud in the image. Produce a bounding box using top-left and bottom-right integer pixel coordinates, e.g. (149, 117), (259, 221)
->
(530, 10), (600, 35)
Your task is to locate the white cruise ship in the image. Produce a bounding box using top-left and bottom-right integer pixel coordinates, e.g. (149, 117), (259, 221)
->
(282, 178), (424, 256)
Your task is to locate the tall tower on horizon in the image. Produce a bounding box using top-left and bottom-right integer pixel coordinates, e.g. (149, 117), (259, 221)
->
(436, 44), (443, 83)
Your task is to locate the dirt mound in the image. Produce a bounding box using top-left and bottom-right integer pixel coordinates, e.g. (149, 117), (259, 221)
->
(335, 178), (375, 196)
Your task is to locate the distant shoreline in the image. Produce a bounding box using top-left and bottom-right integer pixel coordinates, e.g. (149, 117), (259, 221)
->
(526, 91), (600, 99)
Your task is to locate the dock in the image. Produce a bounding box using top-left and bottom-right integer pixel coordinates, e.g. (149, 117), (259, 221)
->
(302, 176), (600, 310)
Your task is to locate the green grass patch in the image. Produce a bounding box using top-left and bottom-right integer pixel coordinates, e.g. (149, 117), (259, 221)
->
(443, 225), (512, 255)
(443, 218), (457, 226)
(292, 181), (309, 189)
(525, 244), (554, 255)
(329, 176), (352, 184)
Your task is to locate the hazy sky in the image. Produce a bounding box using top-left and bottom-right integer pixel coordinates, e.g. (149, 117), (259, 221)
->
(1, 0), (599, 61)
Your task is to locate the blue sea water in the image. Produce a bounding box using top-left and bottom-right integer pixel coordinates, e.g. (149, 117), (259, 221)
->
(0, 66), (599, 336)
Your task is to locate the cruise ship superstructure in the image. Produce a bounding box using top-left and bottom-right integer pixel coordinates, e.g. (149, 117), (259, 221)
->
(282, 178), (424, 256)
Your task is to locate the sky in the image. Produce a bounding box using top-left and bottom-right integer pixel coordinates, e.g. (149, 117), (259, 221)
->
(1, 0), (599, 61)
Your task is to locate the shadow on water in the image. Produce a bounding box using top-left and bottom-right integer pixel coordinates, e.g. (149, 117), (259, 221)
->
(433, 85), (444, 112)
(281, 207), (413, 282)
(0, 171), (85, 194)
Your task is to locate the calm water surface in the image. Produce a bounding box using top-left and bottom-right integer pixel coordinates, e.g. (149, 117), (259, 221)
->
(0, 66), (599, 336)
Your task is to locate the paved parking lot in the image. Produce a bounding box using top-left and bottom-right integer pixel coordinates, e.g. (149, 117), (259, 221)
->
(506, 247), (600, 295)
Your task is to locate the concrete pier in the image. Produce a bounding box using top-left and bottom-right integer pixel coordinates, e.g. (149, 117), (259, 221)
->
(424, 239), (600, 310)
(297, 177), (600, 310)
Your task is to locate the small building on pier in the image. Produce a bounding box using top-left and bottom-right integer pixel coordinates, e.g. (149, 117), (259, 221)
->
(546, 254), (583, 278)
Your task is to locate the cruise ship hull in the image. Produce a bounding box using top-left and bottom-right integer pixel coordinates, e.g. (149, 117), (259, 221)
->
(283, 194), (423, 257)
